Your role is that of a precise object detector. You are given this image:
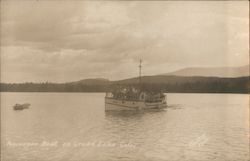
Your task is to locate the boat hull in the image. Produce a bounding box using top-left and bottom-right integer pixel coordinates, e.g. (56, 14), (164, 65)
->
(105, 97), (167, 111)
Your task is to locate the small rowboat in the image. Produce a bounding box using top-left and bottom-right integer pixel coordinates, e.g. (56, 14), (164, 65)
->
(13, 103), (30, 110)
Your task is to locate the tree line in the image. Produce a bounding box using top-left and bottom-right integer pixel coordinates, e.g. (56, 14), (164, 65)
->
(0, 76), (249, 93)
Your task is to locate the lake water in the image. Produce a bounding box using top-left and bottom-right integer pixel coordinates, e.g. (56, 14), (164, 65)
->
(1, 93), (249, 161)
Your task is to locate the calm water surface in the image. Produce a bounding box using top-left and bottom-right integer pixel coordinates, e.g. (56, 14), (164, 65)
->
(1, 93), (249, 161)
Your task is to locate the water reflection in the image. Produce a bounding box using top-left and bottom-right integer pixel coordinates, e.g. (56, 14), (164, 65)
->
(105, 108), (167, 118)
(102, 109), (170, 161)
(105, 110), (145, 118)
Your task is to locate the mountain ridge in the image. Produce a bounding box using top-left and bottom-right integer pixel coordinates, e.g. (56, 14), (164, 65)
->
(1, 66), (249, 93)
(161, 65), (249, 78)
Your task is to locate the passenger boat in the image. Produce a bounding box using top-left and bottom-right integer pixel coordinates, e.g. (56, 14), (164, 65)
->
(105, 60), (167, 111)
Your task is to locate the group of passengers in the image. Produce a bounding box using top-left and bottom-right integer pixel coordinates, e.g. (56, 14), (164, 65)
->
(112, 86), (140, 100)
(110, 86), (165, 102)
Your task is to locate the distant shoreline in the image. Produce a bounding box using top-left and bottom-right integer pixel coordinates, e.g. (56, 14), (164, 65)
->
(1, 76), (249, 94)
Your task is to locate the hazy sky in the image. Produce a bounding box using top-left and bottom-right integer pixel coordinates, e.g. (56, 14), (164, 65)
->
(1, 1), (249, 83)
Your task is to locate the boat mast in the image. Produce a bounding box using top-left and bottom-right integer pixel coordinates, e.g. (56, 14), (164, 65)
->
(139, 59), (142, 86)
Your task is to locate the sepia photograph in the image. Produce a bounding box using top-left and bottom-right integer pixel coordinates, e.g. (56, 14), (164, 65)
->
(0, 0), (249, 161)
